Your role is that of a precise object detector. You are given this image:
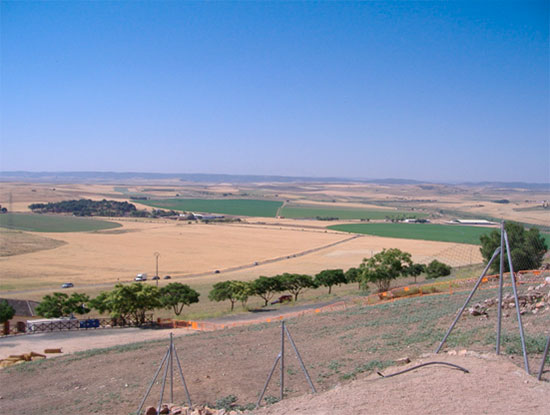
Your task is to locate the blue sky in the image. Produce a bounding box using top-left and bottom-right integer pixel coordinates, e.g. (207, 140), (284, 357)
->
(1, 1), (548, 183)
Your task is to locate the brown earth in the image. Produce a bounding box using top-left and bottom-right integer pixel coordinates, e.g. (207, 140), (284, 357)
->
(256, 353), (550, 415)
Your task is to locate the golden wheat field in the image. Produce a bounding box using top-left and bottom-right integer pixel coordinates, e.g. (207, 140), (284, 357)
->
(0, 179), (542, 296)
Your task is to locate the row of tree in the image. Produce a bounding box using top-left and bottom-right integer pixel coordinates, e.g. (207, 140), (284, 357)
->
(208, 249), (453, 310)
(35, 283), (200, 324)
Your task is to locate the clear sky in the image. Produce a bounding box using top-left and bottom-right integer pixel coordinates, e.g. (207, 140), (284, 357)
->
(1, 1), (548, 183)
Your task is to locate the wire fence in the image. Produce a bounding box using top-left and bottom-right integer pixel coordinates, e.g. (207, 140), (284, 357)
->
(5, 314), (155, 335)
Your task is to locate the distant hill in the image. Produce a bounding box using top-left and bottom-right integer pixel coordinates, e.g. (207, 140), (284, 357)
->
(0, 171), (547, 190)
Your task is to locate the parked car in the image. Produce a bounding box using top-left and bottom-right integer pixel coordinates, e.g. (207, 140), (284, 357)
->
(214, 270), (220, 274)
(61, 282), (74, 289)
(271, 295), (292, 305)
(163, 275), (171, 280)
(152, 276), (160, 280)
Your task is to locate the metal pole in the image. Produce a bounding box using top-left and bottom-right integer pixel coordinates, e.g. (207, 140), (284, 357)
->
(496, 221), (505, 355)
(173, 343), (193, 407)
(538, 336), (550, 381)
(158, 345), (171, 413)
(256, 354), (282, 408)
(504, 231), (530, 374)
(154, 252), (160, 287)
(136, 348), (170, 415)
(170, 333), (174, 404)
(284, 325), (317, 393)
(435, 247), (501, 354)
(280, 321), (285, 401)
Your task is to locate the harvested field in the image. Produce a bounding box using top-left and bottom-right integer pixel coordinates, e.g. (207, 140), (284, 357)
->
(0, 220), (350, 290)
(0, 229), (66, 257)
(1, 285), (548, 414)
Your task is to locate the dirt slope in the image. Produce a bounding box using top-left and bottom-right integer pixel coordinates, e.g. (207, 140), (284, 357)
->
(256, 353), (550, 415)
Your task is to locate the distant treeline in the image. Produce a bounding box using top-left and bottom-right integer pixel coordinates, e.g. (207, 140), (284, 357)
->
(28, 199), (177, 218)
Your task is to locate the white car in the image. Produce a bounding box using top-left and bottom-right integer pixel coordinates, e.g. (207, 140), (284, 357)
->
(135, 273), (147, 281)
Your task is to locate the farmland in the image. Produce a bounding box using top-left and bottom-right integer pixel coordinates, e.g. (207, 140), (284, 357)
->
(0, 213), (121, 233)
(141, 199), (283, 217)
(280, 204), (428, 220)
(328, 223), (495, 245)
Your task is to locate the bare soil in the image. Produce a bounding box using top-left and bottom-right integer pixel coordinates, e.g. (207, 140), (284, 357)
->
(256, 353), (550, 415)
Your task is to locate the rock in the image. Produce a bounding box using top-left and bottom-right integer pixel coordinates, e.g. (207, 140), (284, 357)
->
(160, 404), (170, 414)
(447, 350), (457, 356)
(458, 349), (468, 356)
(170, 407), (183, 415)
(145, 406), (157, 415)
(395, 357), (410, 365)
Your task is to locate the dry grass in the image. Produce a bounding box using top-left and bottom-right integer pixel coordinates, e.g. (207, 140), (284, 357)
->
(0, 229), (66, 257)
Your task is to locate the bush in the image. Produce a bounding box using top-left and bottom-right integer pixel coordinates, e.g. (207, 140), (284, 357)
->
(425, 260), (451, 279)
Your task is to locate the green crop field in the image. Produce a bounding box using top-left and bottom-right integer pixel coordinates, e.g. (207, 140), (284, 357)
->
(142, 199), (283, 217)
(0, 213), (122, 233)
(328, 223), (496, 245)
(281, 204), (428, 220)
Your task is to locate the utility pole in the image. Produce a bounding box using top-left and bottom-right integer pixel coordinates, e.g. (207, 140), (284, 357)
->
(154, 252), (160, 287)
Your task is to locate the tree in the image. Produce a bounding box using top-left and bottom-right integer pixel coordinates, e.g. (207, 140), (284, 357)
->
(231, 281), (253, 308)
(252, 276), (282, 306)
(90, 283), (161, 325)
(360, 248), (413, 293)
(0, 300), (15, 323)
(36, 293), (69, 318)
(405, 263), (426, 284)
(209, 281), (239, 311)
(278, 273), (316, 301)
(425, 260), (451, 279)
(314, 269), (346, 294)
(480, 222), (548, 273)
(160, 283), (200, 316)
(344, 267), (363, 290)
(36, 292), (90, 318)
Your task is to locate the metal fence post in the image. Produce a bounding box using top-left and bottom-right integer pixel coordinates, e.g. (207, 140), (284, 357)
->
(504, 230), (530, 374)
(284, 325), (317, 393)
(496, 221), (505, 355)
(538, 336), (550, 381)
(435, 247), (500, 353)
(280, 321), (285, 401)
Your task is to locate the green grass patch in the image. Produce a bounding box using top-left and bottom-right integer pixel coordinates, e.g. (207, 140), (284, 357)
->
(328, 223), (494, 245)
(141, 198), (282, 217)
(0, 213), (121, 233)
(281, 204), (427, 220)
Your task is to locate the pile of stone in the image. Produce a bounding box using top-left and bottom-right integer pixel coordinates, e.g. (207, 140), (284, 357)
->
(143, 404), (244, 415)
(468, 282), (550, 317)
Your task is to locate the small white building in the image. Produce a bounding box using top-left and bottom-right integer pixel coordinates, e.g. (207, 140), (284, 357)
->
(449, 219), (496, 226)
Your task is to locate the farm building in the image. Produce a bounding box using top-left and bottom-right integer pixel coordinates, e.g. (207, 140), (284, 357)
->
(449, 219), (497, 226)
